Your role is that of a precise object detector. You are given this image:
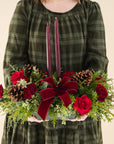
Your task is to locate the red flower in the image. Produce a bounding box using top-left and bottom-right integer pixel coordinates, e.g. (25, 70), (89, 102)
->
(62, 71), (75, 77)
(0, 84), (3, 98)
(23, 83), (37, 99)
(96, 84), (108, 102)
(23, 89), (32, 99)
(73, 95), (92, 115)
(11, 70), (28, 85)
(27, 83), (37, 95)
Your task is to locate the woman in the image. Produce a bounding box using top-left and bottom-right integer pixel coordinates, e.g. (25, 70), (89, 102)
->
(2, 0), (108, 143)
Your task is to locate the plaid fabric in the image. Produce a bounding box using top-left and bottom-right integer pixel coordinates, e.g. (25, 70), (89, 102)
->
(2, 0), (108, 143)
(2, 116), (103, 144)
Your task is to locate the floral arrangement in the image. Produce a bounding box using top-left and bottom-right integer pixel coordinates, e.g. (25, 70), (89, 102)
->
(0, 18), (114, 126)
(0, 64), (114, 126)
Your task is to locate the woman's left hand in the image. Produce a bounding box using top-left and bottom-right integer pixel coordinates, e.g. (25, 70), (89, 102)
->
(28, 117), (44, 123)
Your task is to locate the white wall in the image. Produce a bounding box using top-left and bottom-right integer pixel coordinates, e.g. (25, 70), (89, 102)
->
(0, 0), (114, 143)
(0, 0), (19, 142)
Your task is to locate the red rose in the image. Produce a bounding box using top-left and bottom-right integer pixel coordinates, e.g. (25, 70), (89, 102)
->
(0, 84), (3, 98)
(62, 71), (75, 77)
(27, 83), (37, 95)
(96, 84), (108, 102)
(23, 89), (32, 99)
(11, 70), (28, 85)
(73, 95), (92, 115)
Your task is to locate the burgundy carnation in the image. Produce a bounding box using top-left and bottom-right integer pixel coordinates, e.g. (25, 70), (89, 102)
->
(23, 83), (37, 99)
(27, 83), (37, 95)
(0, 84), (3, 98)
(62, 71), (75, 77)
(23, 89), (32, 99)
(96, 84), (108, 102)
(11, 70), (28, 85)
(73, 95), (92, 115)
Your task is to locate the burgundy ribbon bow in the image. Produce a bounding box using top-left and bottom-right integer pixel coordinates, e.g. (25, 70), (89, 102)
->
(37, 76), (78, 121)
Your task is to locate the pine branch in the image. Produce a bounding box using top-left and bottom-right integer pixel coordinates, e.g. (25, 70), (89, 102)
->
(8, 63), (17, 72)
(95, 103), (114, 117)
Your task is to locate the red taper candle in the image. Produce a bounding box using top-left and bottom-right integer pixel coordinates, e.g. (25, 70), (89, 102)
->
(46, 23), (52, 76)
(55, 18), (61, 77)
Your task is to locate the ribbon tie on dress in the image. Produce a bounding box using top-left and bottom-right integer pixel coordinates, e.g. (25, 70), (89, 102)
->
(37, 76), (78, 121)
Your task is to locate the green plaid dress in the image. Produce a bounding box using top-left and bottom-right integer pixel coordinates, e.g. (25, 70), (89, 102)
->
(2, 0), (108, 143)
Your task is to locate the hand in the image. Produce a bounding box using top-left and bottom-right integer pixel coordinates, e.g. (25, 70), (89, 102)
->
(28, 117), (43, 123)
(28, 115), (87, 123)
(69, 115), (87, 122)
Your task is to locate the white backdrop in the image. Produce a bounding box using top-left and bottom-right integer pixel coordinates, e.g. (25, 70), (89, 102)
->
(0, 0), (114, 143)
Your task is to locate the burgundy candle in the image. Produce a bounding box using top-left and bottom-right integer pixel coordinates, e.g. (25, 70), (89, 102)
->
(46, 23), (52, 76)
(55, 18), (61, 77)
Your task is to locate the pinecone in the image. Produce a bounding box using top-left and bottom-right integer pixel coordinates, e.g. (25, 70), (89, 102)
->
(36, 67), (46, 78)
(8, 85), (23, 102)
(24, 64), (33, 78)
(72, 69), (92, 86)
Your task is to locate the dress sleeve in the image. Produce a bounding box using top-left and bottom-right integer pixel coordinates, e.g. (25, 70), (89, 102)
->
(3, 0), (32, 87)
(83, 1), (109, 73)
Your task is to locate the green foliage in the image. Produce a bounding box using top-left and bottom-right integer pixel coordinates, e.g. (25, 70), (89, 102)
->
(0, 65), (114, 127)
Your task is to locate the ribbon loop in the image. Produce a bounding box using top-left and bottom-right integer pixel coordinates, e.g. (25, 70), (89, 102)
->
(40, 88), (56, 101)
(38, 77), (78, 121)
